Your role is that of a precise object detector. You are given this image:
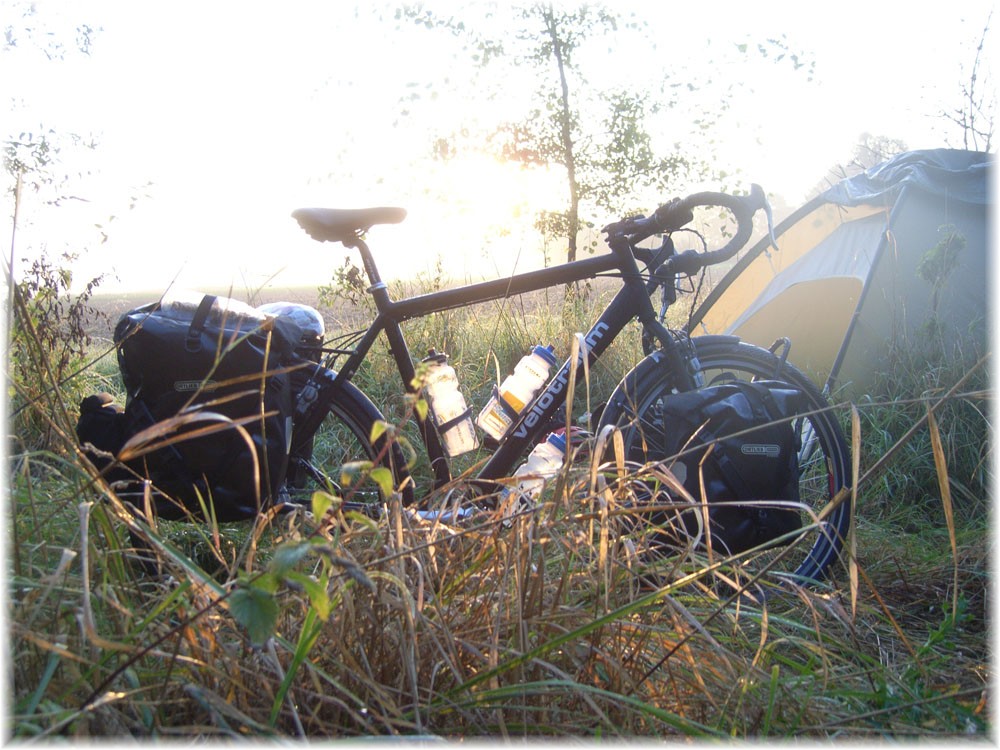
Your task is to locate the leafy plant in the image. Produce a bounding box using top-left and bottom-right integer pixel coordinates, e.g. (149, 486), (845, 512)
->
(318, 254), (374, 312)
(917, 224), (967, 339)
(6, 218), (107, 452)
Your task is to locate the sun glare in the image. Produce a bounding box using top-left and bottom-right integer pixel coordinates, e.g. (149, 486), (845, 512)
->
(396, 154), (567, 281)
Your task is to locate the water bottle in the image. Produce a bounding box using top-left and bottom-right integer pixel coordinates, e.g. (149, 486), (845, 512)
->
(476, 344), (558, 441)
(422, 350), (479, 457)
(500, 431), (568, 519)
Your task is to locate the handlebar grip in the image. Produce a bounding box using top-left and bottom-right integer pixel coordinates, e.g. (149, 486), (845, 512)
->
(605, 184), (767, 269)
(704, 184), (766, 263)
(655, 184), (765, 232)
(652, 200), (695, 232)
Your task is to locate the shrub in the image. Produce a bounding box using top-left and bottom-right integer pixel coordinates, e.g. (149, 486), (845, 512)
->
(7, 249), (107, 452)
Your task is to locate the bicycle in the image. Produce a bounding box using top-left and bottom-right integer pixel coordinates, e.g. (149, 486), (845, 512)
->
(282, 185), (852, 583)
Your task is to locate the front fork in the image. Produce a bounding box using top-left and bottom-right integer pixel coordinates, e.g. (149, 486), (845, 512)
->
(640, 320), (704, 393)
(637, 242), (703, 393)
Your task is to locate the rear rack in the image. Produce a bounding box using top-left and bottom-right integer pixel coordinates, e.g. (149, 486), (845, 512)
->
(318, 328), (368, 372)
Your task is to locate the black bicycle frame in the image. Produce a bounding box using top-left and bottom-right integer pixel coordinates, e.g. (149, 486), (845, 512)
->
(325, 234), (686, 490)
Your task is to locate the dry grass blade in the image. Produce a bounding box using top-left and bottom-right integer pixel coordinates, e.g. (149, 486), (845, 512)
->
(117, 403), (267, 462)
(849, 404), (861, 622)
(926, 407), (959, 618)
(116, 407), (263, 508)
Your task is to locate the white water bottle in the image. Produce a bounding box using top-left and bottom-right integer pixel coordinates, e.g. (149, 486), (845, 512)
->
(501, 431), (568, 520)
(422, 350), (479, 457)
(476, 344), (558, 441)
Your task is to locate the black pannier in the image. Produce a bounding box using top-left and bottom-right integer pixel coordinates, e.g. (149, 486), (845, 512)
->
(646, 380), (806, 556)
(88, 293), (302, 522)
(76, 392), (127, 473)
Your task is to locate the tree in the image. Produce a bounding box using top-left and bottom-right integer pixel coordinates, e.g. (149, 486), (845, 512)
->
(805, 132), (909, 199)
(3, 2), (101, 202)
(499, 6), (699, 263)
(401, 4), (816, 272)
(403, 4), (705, 265)
(4, 2), (109, 450)
(941, 12), (994, 152)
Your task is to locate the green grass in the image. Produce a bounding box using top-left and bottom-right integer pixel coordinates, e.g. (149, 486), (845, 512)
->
(7, 282), (991, 740)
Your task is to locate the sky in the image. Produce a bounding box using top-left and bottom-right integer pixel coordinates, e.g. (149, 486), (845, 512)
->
(3, 1), (995, 295)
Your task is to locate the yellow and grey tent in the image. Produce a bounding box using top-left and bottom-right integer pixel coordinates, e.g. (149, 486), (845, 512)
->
(687, 149), (990, 396)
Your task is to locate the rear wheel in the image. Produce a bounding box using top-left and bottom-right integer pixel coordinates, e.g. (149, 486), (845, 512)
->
(194, 384), (411, 576)
(598, 336), (851, 585)
(124, 380), (410, 578)
(285, 381), (413, 513)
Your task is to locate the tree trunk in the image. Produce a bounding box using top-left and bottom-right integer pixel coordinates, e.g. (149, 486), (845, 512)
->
(544, 8), (579, 265)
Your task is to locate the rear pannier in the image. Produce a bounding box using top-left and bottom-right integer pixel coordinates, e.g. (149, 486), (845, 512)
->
(88, 293), (301, 521)
(648, 380), (807, 555)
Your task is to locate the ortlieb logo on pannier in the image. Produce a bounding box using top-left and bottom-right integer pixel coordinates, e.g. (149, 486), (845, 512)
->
(647, 380), (806, 556)
(173, 379), (219, 392)
(105, 292), (300, 522)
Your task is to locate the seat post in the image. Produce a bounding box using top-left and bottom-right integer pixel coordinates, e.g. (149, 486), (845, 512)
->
(347, 237), (393, 310)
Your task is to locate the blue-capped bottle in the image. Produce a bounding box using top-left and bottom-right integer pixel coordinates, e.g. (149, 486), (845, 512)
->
(476, 344), (558, 441)
(499, 431), (568, 521)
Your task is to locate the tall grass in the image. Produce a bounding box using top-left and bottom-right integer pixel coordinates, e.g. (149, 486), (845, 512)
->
(6, 279), (990, 740)
(851, 335), (990, 527)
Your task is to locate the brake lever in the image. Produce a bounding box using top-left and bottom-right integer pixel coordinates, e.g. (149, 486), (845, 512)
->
(749, 183), (778, 250)
(659, 285), (673, 322)
(760, 188), (779, 252)
(650, 261), (677, 320)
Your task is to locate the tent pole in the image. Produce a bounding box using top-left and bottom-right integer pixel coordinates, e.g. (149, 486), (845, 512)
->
(824, 190), (908, 394)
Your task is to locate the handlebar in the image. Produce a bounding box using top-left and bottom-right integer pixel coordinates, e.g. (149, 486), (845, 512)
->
(604, 184), (770, 276)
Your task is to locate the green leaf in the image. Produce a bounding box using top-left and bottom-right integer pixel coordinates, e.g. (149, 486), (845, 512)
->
(286, 571), (332, 620)
(414, 398), (429, 420)
(311, 490), (336, 522)
(253, 571), (281, 594)
(370, 467), (394, 496)
(370, 420), (388, 444)
(269, 541), (313, 576)
(395, 433), (419, 470)
(340, 460), (373, 487)
(230, 584), (279, 646)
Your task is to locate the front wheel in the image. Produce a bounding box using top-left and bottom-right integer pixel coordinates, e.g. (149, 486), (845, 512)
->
(598, 336), (851, 585)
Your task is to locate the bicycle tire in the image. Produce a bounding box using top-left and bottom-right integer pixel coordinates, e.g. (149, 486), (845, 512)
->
(598, 335), (851, 584)
(285, 378), (413, 511)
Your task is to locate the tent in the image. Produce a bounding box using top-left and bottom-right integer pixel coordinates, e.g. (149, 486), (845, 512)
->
(687, 149), (991, 396)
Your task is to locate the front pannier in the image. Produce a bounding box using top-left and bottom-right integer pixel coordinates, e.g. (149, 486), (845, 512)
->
(111, 293), (298, 522)
(649, 380), (806, 556)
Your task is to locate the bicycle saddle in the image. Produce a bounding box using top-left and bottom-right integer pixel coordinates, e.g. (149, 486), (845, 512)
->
(292, 207), (407, 244)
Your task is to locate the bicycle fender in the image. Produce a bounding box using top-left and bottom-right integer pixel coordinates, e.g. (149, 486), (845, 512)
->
(690, 334), (741, 349)
(603, 335), (742, 416)
(624, 334), (743, 381)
